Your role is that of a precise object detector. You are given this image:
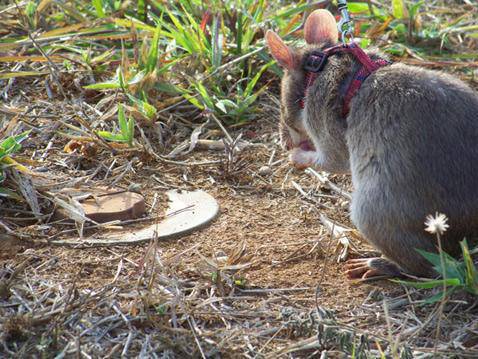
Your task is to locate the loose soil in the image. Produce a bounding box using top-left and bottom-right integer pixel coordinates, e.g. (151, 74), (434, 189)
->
(2, 120), (390, 295)
(2, 78), (478, 358)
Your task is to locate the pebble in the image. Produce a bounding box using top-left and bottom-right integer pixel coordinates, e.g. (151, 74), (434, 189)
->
(258, 165), (272, 176)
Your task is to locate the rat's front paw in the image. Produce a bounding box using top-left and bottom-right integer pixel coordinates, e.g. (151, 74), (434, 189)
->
(290, 148), (318, 170)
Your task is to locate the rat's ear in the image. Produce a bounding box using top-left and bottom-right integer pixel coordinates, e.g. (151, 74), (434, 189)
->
(304, 9), (339, 45)
(265, 30), (298, 70)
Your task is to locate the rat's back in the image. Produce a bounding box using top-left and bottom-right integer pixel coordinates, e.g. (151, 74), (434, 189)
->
(347, 63), (478, 257)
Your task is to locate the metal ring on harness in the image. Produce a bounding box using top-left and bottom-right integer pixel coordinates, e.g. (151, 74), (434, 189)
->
(337, 0), (354, 44)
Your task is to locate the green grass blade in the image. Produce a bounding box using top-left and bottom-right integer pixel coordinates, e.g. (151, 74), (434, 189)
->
(114, 18), (156, 32)
(0, 71), (49, 80)
(415, 248), (464, 280)
(460, 240), (478, 295)
(83, 82), (122, 90)
(91, 0), (105, 18)
(422, 291), (446, 305)
(394, 278), (461, 289)
(127, 117), (134, 147)
(127, 94), (157, 120)
(118, 105), (128, 136)
(408, 1), (424, 20)
(236, 11), (243, 54)
(194, 82), (215, 110)
(0, 131), (31, 159)
(146, 22), (162, 73)
(117, 67), (126, 90)
(272, 3), (311, 22)
(347, 3), (371, 14)
(0, 187), (22, 200)
(127, 70), (146, 86)
(244, 62), (273, 97)
(96, 131), (126, 142)
(137, 0), (147, 22)
(392, 0), (405, 19)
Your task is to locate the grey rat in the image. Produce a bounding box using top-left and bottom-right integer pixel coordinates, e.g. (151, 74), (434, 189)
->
(266, 9), (478, 279)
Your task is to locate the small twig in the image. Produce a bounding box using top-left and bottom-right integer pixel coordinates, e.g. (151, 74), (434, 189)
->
(29, 38), (67, 99)
(121, 331), (134, 357)
(187, 316), (207, 359)
(305, 167), (352, 200)
(208, 112), (233, 143)
(383, 299), (399, 358)
(237, 288), (311, 294)
(291, 180), (333, 210)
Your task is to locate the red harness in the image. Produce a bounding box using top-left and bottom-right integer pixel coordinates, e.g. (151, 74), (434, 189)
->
(299, 43), (390, 117)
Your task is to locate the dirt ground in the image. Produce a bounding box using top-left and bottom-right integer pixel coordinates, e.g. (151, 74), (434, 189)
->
(2, 122), (384, 297)
(3, 114), (469, 357)
(2, 81), (478, 357)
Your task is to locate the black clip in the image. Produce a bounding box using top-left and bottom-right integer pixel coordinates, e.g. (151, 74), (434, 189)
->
(303, 52), (328, 73)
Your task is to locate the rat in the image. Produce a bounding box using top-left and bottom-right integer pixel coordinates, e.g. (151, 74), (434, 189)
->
(266, 9), (478, 279)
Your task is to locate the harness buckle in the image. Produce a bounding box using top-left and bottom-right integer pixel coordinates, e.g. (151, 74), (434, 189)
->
(303, 52), (328, 73)
(337, 0), (354, 44)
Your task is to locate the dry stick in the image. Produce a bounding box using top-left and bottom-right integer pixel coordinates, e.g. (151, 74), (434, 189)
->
(111, 258), (124, 284)
(238, 287), (310, 294)
(305, 167), (352, 200)
(257, 324), (286, 355)
(0, 2), (19, 14)
(105, 248), (140, 268)
(0, 220), (16, 234)
(267, 336), (320, 358)
(291, 180), (333, 210)
(267, 148), (276, 166)
(391, 315), (409, 357)
(274, 241), (318, 266)
(383, 299), (399, 359)
(401, 303), (441, 341)
(1, 63), (23, 99)
(319, 214), (358, 262)
(121, 331), (134, 357)
(272, 316), (401, 358)
(10, 0), (70, 101)
(208, 112), (233, 143)
(28, 35), (68, 100)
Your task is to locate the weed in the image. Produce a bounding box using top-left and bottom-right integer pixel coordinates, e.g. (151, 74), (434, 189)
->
(397, 212), (478, 304)
(398, 239), (478, 304)
(97, 104), (135, 146)
(0, 131), (31, 199)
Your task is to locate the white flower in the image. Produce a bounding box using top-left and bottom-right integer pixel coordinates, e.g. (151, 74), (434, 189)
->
(424, 212), (449, 235)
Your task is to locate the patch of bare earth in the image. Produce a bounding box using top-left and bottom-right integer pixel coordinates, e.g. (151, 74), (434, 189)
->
(2, 113), (478, 357)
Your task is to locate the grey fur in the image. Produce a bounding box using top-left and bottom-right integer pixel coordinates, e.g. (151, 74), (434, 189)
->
(280, 44), (478, 277)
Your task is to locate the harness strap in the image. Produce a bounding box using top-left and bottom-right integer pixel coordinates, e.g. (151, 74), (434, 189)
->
(299, 43), (391, 117)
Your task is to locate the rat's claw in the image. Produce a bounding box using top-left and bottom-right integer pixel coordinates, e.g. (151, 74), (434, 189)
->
(345, 258), (373, 279)
(345, 258), (403, 280)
